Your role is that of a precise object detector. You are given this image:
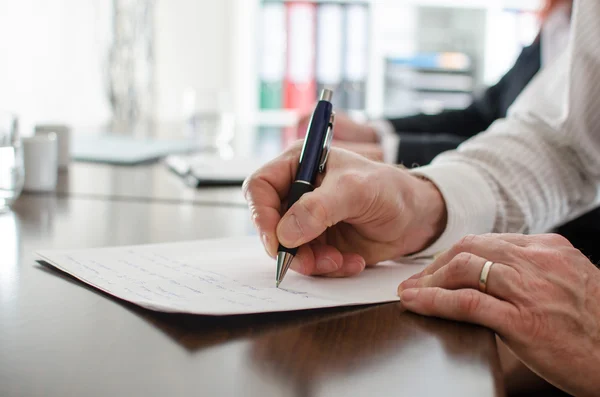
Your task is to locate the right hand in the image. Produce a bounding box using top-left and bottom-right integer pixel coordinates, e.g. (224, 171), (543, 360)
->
(297, 112), (379, 143)
(243, 142), (447, 277)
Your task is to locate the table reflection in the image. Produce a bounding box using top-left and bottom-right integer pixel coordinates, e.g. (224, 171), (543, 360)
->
(247, 304), (499, 396)
(0, 211), (21, 302)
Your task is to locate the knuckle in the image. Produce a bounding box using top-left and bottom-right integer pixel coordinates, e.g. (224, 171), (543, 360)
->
(525, 245), (568, 268)
(544, 233), (573, 247)
(455, 252), (475, 268)
(299, 196), (331, 226)
(459, 290), (482, 315)
(455, 234), (478, 252)
(447, 253), (473, 279)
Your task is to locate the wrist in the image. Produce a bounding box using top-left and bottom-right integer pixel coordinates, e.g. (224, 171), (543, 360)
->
(410, 176), (448, 253)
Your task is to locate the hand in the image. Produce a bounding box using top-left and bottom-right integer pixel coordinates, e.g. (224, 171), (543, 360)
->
(397, 233), (600, 396)
(297, 112), (379, 143)
(243, 142), (446, 277)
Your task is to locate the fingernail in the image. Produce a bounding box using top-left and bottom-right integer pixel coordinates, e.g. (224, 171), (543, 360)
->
(408, 271), (423, 281)
(261, 233), (274, 258)
(316, 257), (338, 273)
(278, 214), (303, 246)
(398, 278), (418, 292)
(401, 289), (419, 302)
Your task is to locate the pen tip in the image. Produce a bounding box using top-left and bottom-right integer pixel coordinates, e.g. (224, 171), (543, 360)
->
(276, 280), (280, 288)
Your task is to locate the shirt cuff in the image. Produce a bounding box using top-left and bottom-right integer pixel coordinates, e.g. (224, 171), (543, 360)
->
(407, 162), (497, 257)
(367, 119), (400, 164)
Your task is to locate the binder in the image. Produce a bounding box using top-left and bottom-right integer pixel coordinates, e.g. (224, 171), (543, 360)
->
(259, 1), (286, 109)
(342, 3), (369, 111)
(284, 1), (317, 113)
(316, 3), (345, 109)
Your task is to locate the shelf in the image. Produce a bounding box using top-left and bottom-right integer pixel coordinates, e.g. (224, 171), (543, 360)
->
(230, 0), (541, 128)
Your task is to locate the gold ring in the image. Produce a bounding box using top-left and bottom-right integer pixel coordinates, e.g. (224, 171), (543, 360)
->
(479, 261), (494, 293)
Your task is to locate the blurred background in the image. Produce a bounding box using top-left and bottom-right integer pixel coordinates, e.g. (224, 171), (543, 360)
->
(0, 0), (541, 140)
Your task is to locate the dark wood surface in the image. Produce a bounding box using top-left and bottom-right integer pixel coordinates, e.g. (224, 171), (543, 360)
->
(0, 193), (504, 396)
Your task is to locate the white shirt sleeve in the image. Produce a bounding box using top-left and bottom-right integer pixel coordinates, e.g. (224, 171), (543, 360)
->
(367, 119), (400, 164)
(410, 0), (600, 256)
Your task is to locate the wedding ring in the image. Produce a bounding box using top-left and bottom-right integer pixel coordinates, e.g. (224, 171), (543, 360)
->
(479, 261), (494, 293)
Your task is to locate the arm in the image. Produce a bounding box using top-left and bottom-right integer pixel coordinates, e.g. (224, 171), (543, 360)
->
(413, 0), (600, 256)
(388, 106), (490, 138)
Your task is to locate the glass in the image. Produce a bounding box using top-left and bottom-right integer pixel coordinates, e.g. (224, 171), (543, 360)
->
(182, 89), (236, 157)
(0, 112), (24, 212)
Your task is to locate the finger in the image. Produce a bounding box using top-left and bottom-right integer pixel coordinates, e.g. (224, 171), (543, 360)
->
(413, 234), (522, 279)
(309, 242), (344, 275)
(319, 252), (366, 278)
(398, 253), (520, 301)
(289, 244), (316, 276)
(289, 244), (366, 278)
(243, 141), (303, 202)
(400, 287), (517, 335)
(243, 143), (305, 255)
(250, 204), (281, 258)
(276, 160), (371, 248)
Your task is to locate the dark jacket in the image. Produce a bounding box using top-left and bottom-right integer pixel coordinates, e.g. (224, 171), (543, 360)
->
(390, 39), (541, 166)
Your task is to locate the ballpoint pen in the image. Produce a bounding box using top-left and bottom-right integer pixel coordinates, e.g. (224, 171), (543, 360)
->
(276, 89), (335, 287)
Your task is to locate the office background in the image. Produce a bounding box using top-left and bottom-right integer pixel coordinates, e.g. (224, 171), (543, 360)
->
(0, 0), (541, 135)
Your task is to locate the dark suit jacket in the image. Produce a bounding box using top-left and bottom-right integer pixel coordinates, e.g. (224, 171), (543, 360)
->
(390, 39), (541, 166)
(387, 38), (600, 264)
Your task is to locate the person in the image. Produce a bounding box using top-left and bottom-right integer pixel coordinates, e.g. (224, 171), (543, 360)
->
(306, 0), (600, 267)
(317, 0), (572, 165)
(243, 0), (600, 394)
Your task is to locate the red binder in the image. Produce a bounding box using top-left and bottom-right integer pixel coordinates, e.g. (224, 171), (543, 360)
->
(284, 1), (317, 114)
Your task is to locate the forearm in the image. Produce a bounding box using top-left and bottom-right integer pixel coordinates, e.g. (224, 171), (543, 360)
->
(388, 106), (490, 138)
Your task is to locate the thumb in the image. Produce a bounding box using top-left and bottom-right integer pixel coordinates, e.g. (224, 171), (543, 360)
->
(276, 177), (359, 247)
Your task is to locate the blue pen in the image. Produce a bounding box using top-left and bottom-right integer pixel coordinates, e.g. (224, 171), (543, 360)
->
(276, 89), (335, 287)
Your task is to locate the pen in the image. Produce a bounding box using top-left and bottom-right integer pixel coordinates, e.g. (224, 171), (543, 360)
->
(276, 89), (335, 287)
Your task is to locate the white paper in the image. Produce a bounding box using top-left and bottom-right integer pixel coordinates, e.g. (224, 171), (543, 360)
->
(37, 237), (427, 316)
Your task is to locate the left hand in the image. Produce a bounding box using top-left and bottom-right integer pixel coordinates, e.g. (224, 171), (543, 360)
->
(397, 233), (600, 397)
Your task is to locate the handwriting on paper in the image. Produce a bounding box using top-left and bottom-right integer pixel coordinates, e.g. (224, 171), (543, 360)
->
(37, 237), (426, 315)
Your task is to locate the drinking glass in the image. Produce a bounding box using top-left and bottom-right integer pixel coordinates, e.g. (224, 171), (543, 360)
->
(0, 112), (24, 212)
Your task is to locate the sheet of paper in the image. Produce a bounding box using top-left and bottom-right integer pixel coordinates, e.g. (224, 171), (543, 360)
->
(37, 237), (428, 316)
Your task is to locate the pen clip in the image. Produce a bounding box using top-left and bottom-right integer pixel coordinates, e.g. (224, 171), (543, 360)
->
(318, 111), (335, 173)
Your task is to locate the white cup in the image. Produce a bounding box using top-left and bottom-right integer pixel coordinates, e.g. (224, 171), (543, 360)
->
(35, 124), (71, 170)
(23, 134), (58, 192)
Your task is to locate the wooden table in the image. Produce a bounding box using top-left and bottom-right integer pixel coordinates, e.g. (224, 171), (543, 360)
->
(0, 193), (504, 396)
